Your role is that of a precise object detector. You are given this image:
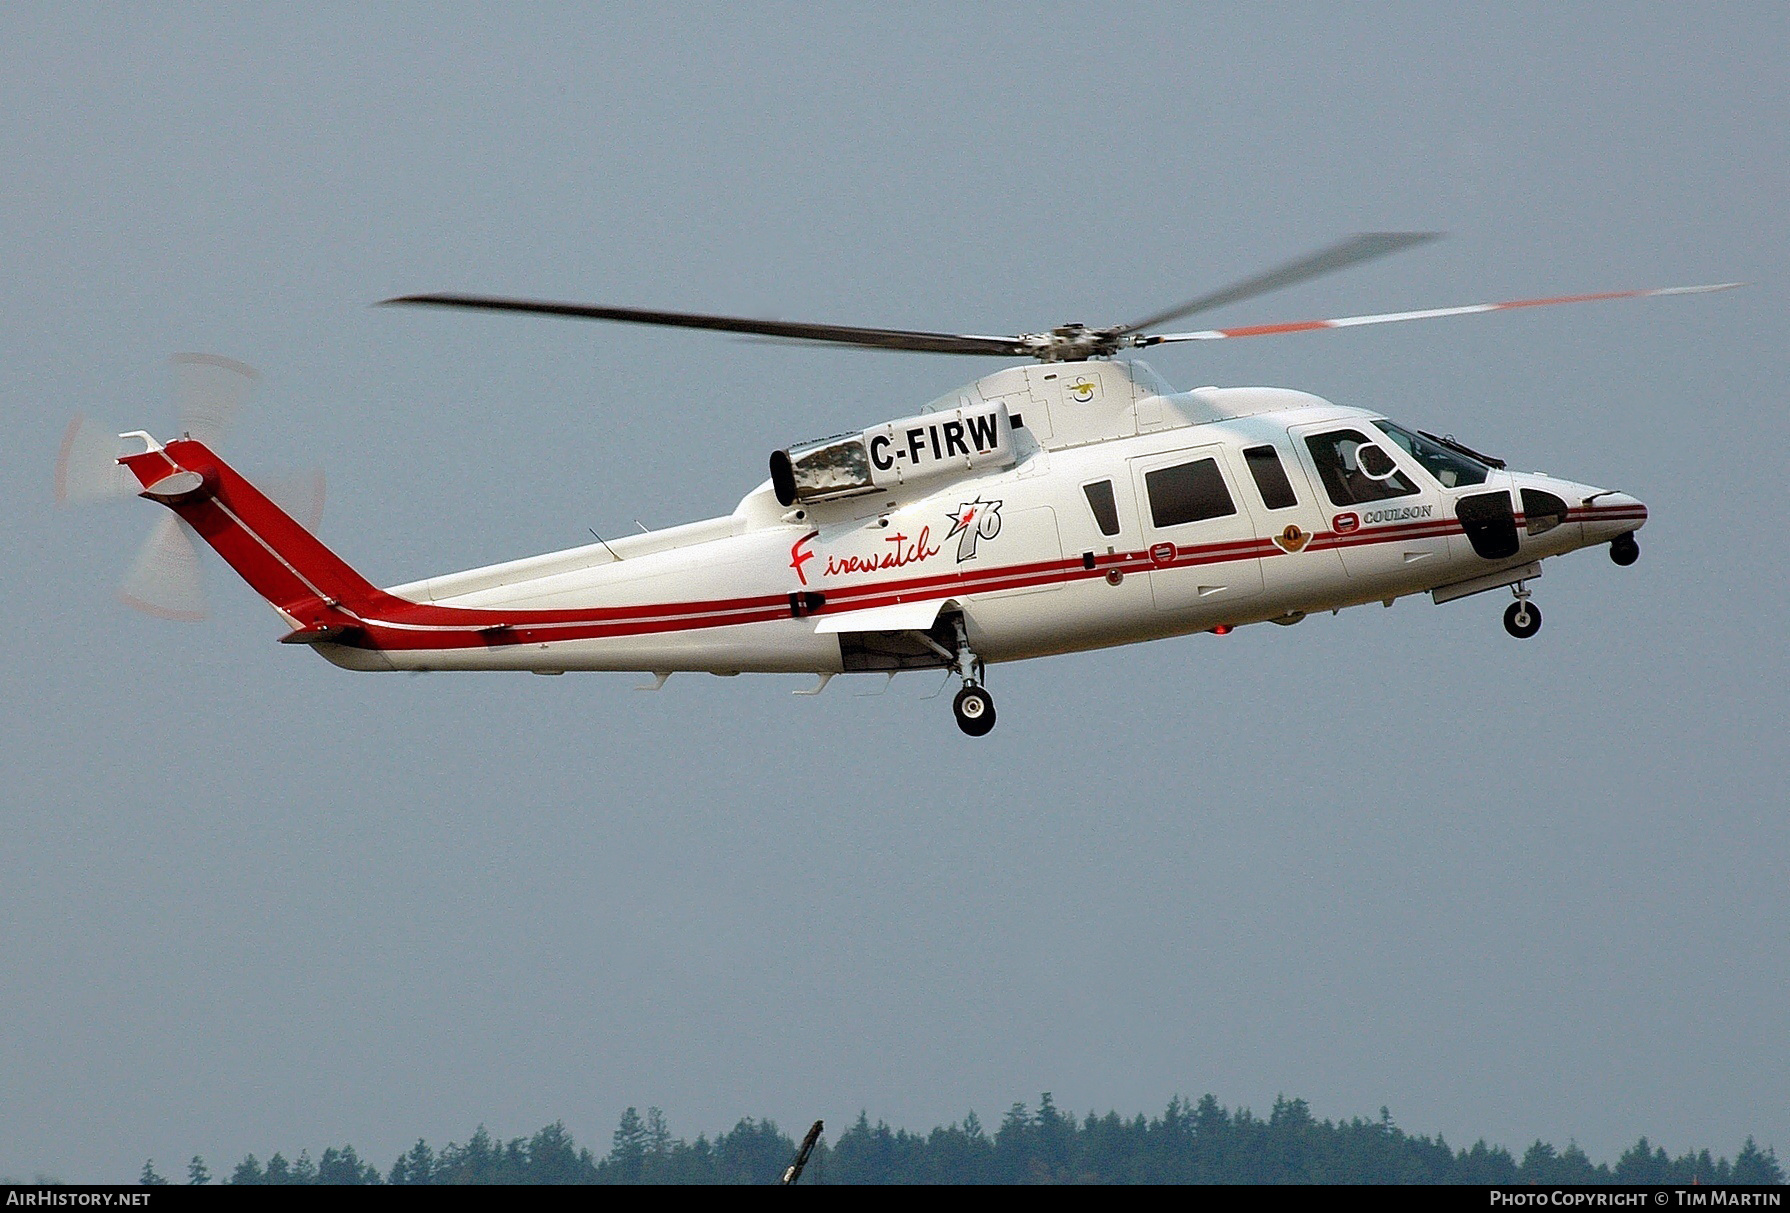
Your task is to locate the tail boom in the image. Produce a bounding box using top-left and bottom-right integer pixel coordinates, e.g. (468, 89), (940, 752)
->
(115, 437), (806, 666)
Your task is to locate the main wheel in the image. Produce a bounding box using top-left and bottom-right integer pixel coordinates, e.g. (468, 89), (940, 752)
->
(1503, 600), (1542, 639)
(1610, 532), (1640, 566)
(952, 685), (996, 736)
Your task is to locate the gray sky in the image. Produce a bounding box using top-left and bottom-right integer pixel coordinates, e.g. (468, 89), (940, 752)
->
(4, 3), (1785, 1182)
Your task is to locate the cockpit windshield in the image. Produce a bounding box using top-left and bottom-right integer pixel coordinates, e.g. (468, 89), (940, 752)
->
(1374, 420), (1491, 488)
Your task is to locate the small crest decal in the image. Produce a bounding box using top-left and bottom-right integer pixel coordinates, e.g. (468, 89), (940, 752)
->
(1272, 524), (1311, 554)
(1332, 512), (1360, 534)
(1066, 376), (1099, 403)
(1149, 541), (1176, 566)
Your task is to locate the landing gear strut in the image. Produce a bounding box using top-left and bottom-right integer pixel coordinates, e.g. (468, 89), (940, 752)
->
(947, 616), (995, 737)
(1503, 581), (1541, 639)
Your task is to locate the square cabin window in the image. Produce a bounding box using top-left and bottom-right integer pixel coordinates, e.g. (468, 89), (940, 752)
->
(1244, 445), (1299, 510)
(1145, 458), (1235, 528)
(1082, 480), (1121, 536)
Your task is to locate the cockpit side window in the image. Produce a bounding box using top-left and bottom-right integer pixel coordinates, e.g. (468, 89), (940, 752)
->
(1243, 445), (1299, 510)
(1082, 479), (1121, 536)
(1374, 420), (1491, 488)
(1305, 429), (1420, 506)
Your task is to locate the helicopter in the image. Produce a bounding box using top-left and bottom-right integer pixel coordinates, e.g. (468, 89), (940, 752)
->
(64, 233), (1733, 736)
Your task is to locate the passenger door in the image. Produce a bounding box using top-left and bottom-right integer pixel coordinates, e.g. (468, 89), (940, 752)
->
(1128, 445), (1264, 613)
(1236, 438), (1346, 609)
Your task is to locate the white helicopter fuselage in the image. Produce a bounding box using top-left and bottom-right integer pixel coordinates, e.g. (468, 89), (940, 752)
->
(317, 359), (1642, 679)
(98, 235), (1715, 735)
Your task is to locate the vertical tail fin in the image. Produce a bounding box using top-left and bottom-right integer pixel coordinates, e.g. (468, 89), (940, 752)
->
(118, 436), (378, 619)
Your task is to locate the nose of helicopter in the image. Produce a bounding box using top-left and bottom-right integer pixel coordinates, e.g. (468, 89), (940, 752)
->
(1577, 489), (1648, 541)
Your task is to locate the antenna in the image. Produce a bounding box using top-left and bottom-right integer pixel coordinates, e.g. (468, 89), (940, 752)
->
(587, 528), (622, 561)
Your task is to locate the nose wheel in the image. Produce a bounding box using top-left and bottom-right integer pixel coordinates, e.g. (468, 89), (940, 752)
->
(1502, 578), (1542, 639)
(1610, 532), (1640, 566)
(1502, 579), (1541, 638)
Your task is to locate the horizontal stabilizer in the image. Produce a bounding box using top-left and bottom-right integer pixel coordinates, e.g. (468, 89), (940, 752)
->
(279, 624), (361, 645)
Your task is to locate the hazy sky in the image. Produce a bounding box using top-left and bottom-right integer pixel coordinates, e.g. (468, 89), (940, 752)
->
(4, 3), (1785, 1182)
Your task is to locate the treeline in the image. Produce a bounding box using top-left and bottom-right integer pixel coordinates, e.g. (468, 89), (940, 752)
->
(145, 1094), (1784, 1185)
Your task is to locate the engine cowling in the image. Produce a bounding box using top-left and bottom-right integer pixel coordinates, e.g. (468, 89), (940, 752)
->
(770, 401), (1014, 506)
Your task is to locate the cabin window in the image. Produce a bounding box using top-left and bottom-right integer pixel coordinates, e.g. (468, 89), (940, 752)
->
(1521, 488), (1570, 535)
(1243, 445), (1299, 510)
(1145, 458), (1236, 528)
(1373, 420), (1491, 488)
(1305, 429), (1419, 506)
(1082, 480), (1121, 536)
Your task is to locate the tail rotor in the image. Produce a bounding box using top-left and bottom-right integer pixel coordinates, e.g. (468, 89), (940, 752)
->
(172, 351), (256, 448)
(55, 354), (323, 623)
(54, 415), (135, 505)
(118, 514), (208, 622)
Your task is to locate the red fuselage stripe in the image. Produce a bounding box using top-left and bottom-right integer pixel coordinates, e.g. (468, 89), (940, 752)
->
(348, 502), (1645, 651)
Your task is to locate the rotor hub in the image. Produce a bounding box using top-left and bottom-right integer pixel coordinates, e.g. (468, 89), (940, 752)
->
(1020, 324), (1129, 362)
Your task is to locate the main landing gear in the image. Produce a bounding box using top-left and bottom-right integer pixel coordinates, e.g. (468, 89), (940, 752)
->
(947, 616), (996, 737)
(952, 684), (995, 736)
(1503, 580), (1541, 639)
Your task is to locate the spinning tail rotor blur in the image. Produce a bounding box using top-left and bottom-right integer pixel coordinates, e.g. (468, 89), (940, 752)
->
(55, 354), (323, 622)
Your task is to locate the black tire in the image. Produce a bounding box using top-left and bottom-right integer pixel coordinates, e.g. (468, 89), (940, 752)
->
(1610, 533), (1640, 566)
(952, 685), (996, 736)
(1503, 600), (1542, 639)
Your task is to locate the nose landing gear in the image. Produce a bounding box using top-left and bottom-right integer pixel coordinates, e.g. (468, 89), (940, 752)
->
(947, 616), (996, 736)
(1610, 532), (1640, 566)
(1502, 580), (1542, 639)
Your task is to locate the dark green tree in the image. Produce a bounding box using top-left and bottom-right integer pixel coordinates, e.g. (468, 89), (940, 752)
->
(713, 1118), (795, 1184)
(316, 1145), (379, 1184)
(608, 1107), (647, 1181)
(644, 1107), (673, 1178)
(186, 1155), (209, 1185)
(1615, 1137), (1672, 1184)
(388, 1138), (434, 1185)
(138, 1160), (167, 1186)
(527, 1121), (591, 1183)
(1734, 1137), (1785, 1185)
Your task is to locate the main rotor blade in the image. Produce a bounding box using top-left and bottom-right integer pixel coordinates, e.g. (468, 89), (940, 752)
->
(381, 294), (1031, 357)
(1122, 232), (1441, 335)
(1137, 282), (1740, 346)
